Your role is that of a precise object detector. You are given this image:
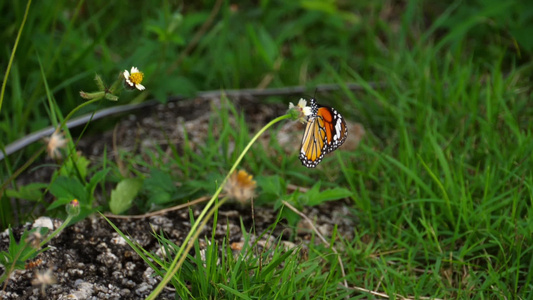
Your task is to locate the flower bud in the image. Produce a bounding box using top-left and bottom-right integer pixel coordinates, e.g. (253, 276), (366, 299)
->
(66, 199), (80, 217)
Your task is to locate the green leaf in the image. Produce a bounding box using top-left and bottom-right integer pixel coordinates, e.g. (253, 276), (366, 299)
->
(257, 175), (286, 205)
(5, 183), (47, 201)
(49, 176), (87, 203)
(59, 154), (90, 179)
(0, 250), (11, 266)
(283, 182), (352, 207)
(172, 184), (200, 201)
(277, 193), (302, 227)
(110, 178), (143, 215)
(281, 207), (301, 228)
(105, 93), (119, 101)
(1, 228), (47, 270)
(301, 0), (337, 14)
(258, 175), (284, 196)
(306, 187), (353, 206)
(47, 197), (75, 211)
(216, 284), (251, 299)
(94, 74), (105, 91)
(85, 168), (110, 198)
(143, 169), (178, 205)
(246, 25), (278, 66)
(152, 75), (197, 103)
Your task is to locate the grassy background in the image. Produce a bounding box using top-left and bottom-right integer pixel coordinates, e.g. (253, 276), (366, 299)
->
(1, 0), (533, 298)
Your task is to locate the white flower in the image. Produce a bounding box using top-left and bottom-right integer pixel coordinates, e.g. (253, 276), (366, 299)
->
(123, 66), (145, 90)
(289, 98), (312, 124)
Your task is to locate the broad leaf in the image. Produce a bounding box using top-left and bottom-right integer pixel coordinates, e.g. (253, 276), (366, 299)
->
(306, 187), (352, 206)
(49, 176), (87, 203)
(143, 169), (178, 205)
(110, 178), (143, 214)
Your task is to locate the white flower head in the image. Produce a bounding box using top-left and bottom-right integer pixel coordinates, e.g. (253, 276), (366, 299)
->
(32, 268), (56, 296)
(123, 66), (145, 91)
(288, 98), (312, 124)
(45, 130), (68, 160)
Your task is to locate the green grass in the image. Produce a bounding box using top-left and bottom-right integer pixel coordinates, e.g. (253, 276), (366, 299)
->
(2, 0), (533, 298)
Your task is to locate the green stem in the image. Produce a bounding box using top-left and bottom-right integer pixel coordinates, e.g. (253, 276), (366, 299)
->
(20, 214), (75, 262)
(0, 0), (32, 114)
(0, 268), (10, 288)
(1, 212), (75, 287)
(0, 145), (45, 200)
(147, 113), (291, 299)
(174, 197), (228, 276)
(60, 97), (104, 131)
(39, 215), (74, 248)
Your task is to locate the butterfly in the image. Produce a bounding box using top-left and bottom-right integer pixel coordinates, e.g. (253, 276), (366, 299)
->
(299, 98), (348, 168)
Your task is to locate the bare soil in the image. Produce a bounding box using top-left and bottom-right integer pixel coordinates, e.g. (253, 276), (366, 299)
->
(0, 96), (363, 299)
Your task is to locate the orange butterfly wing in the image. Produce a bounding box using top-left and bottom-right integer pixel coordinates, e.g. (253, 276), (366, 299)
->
(299, 99), (347, 168)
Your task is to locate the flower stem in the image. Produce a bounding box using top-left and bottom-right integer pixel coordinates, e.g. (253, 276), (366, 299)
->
(20, 214), (75, 262)
(0, 212), (76, 288)
(147, 113), (291, 299)
(0, 145), (45, 200)
(60, 97), (103, 131)
(174, 197), (228, 274)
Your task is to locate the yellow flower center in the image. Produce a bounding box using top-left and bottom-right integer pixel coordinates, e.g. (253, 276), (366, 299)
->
(236, 170), (256, 187)
(129, 71), (144, 85)
(224, 170), (256, 204)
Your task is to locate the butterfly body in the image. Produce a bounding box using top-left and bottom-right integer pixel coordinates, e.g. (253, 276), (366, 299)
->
(299, 98), (348, 168)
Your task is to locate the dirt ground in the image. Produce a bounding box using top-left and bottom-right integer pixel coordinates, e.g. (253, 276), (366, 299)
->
(0, 96), (364, 299)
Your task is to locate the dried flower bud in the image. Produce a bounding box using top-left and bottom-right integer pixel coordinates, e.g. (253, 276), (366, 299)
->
(44, 130), (68, 160)
(32, 268), (56, 296)
(25, 231), (43, 249)
(224, 170), (256, 205)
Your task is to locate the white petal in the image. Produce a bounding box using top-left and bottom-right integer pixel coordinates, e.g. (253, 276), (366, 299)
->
(123, 70), (130, 78)
(131, 67), (139, 73)
(302, 107), (312, 116)
(297, 98), (307, 107)
(125, 78), (133, 86)
(32, 216), (54, 230)
(135, 83), (145, 90)
(288, 102), (295, 109)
